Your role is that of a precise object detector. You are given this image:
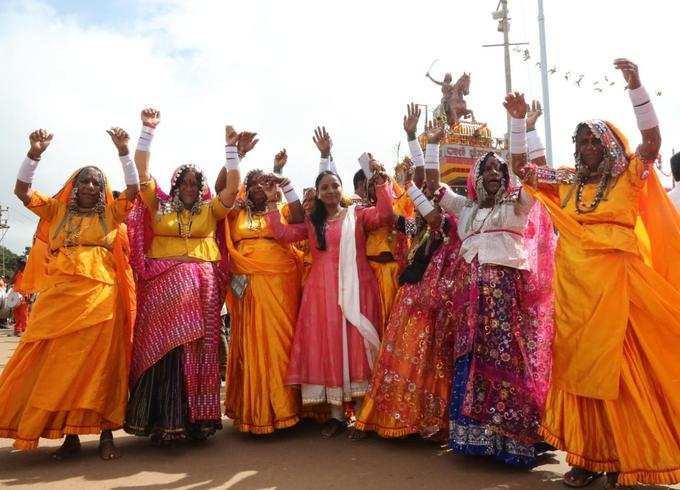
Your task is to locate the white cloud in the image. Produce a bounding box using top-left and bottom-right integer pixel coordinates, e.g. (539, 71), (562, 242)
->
(1, 0), (677, 253)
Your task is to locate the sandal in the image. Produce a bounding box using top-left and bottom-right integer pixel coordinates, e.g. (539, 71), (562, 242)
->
(347, 427), (368, 441)
(320, 419), (347, 439)
(563, 468), (604, 488)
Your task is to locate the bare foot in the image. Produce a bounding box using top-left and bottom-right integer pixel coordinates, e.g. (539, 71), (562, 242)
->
(52, 435), (81, 461)
(99, 431), (121, 460)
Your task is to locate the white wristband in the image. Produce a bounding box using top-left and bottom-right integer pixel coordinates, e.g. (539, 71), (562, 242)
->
(424, 144), (439, 170)
(408, 139), (425, 168)
(406, 185), (435, 216)
(629, 86), (658, 130)
(527, 130), (545, 160)
(510, 117), (527, 155)
(282, 182), (299, 203)
(319, 157), (332, 174)
(137, 126), (155, 152)
(225, 145), (240, 171)
(17, 156), (39, 184)
(119, 154), (139, 186)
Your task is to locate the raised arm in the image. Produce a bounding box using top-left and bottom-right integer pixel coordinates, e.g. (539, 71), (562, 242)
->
(503, 92), (531, 183)
(264, 174), (305, 224)
(403, 103), (425, 189)
(106, 127), (139, 201)
(134, 108), (160, 183)
(405, 181), (441, 229)
(360, 163), (394, 231)
(313, 126), (337, 174)
(273, 148), (287, 175)
(424, 121), (445, 194)
(526, 100), (547, 167)
(218, 126), (259, 208)
(614, 58), (661, 161)
(426, 73), (443, 86)
(15, 129), (53, 206)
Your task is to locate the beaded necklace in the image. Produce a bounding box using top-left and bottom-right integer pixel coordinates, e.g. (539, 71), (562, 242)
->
(574, 173), (610, 214)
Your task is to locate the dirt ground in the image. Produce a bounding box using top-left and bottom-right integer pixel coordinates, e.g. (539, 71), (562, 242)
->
(0, 332), (676, 490)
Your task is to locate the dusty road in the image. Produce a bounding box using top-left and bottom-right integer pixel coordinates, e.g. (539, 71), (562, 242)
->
(0, 331), (675, 489)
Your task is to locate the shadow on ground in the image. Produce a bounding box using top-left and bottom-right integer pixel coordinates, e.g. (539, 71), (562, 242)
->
(3, 419), (674, 490)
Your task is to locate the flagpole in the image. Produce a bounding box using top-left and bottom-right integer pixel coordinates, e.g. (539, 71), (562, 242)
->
(537, 0), (554, 166)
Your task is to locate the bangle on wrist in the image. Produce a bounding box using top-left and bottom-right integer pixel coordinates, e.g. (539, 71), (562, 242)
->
(424, 144), (439, 169)
(225, 145), (240, 171)
(119, 154), (140, 186)
(137, 126), (155, 152)
(282, 183), (299, 203)
(18, 156), (39, 184)
(510, 117), (527, 155)
(629, 86), (658, 130)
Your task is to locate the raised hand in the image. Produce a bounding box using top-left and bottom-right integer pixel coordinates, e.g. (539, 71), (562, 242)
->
(27, 129), (53, 160)
(503, 92), (528, 119)
(106, 127), (130, 156)
(273, 148), (288, 172)
(369, 160), (389, 186)
(259, 173), (285, 203)
(237, 131), (259, 156)
(403, 103), (421, 139)
(401, 157), (414, 189)
(225, 125), (239, 146)
(526, 100), (543, 130)
(313, 126), (332, 158)
(141, 108), (160, 128)
(425, 120), (446, 144)
(614, 58), (641, 90)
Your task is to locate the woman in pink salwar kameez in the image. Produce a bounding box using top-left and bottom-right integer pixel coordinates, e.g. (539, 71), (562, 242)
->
(265, 167), (393, 437)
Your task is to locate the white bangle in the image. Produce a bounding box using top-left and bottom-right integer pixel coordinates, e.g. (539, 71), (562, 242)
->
(282, 182), (299, 203)
(408, 139), (425, 168)
(629, 86), (658, 130)
(119, 154), (139, 186)
(17, 156), (39, 184)
(527, 130), (545, 159)
(137, 126), (155, 152)
(225, 145), (240, 171)
(406, 185), (435, 216)
(319, 157), (332, 174)
(510, 117), (527, 155)
(424, 144), (439, 170)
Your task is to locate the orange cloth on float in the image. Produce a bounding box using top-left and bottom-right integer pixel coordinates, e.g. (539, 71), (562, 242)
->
(223, 206), (303, 434)
(0, 173), (135, 450)
(139, 179), (228, 261)
(529, 123), (680, 486)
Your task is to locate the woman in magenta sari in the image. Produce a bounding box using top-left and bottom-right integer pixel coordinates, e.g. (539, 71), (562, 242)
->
(124, 109), (257, 443)
(265, 161), (393, 437)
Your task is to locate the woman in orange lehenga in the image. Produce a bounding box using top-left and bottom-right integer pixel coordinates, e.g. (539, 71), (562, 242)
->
(506, 59), (680, 487)
(217, 141), (306, 434)
(0, 127), (138, 460)
(355, 104), (458, 440)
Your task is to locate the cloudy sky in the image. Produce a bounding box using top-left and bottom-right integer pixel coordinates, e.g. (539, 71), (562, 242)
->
(1, 0), (677, 252)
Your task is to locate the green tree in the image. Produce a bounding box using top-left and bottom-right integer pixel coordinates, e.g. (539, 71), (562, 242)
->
(0, 245), (20, 282)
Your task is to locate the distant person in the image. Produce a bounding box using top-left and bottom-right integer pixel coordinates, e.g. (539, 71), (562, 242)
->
(669, 152), (680, 210)
(10, 258), (27, 336)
